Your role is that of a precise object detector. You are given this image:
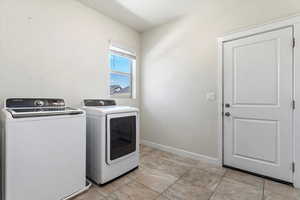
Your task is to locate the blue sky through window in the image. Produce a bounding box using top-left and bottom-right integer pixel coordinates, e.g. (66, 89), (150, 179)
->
(110, 54), (132, 73)
(109, 53), (132, 95)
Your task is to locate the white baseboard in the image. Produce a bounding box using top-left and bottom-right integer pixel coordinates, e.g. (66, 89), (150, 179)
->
(141, 140), (221, 166)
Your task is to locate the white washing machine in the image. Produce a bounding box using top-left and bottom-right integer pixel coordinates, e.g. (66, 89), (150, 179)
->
(82, 99), (139, 184)
(0, 98), (90, 200)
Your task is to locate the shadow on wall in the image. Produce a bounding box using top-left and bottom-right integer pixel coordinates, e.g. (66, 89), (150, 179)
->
(140, 0), (300, 158)
(77, 0), (153, 31)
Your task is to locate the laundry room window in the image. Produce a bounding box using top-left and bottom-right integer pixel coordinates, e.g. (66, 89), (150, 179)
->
(109, 45), (136, 98)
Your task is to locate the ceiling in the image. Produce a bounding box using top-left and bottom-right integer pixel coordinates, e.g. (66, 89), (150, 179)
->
(77, 0), (201, 32)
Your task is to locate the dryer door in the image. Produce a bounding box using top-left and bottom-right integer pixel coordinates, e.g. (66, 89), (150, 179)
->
(106, 112), (138, 165)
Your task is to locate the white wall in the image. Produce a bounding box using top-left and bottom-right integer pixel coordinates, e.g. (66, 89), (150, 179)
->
(141, 0), (300, 159)
(0, 0), (140, 108)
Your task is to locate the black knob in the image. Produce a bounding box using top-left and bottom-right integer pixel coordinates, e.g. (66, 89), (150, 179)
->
(34, 100), (44, 107)
(224, 112), (231, 117)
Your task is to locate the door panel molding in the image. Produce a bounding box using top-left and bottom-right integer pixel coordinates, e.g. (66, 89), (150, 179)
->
(232, 38), (280, 106)
(232, 117), (279, 164)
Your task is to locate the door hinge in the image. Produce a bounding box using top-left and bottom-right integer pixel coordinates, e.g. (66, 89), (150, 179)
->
(292, 162), (295, 173)
(293, 37), (296, 48)
(292, 100), (296, 110)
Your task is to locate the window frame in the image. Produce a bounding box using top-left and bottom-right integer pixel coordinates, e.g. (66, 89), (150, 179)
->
(109, 46), (136, 99)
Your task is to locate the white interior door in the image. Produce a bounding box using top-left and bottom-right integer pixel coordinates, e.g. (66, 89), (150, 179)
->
(223, 27), (294, 182)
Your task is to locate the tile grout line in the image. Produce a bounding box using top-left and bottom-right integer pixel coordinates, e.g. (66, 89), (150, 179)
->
(100, 174), (161, 199)
(208, 168), (228, 200)
(128, 176), (164, 199)
(207, 179), (221, 200)
(131, 148), (189, 199)
(125, 147), (225, 200)
(139, 147), (198, 199)
(262, 179), (265, 200)
(95, 171), (141, 199)
(148, 149), (227, 200)
(153, 167), (192, 200)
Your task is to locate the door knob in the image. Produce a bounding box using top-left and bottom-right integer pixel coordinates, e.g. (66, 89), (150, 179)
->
(224, 112), (231, 117)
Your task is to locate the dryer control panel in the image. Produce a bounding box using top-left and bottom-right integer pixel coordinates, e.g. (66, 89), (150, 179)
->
(84, 99), (116, 107)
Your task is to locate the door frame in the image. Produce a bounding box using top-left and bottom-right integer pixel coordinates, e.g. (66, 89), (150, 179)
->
(217, 15), (300, 187)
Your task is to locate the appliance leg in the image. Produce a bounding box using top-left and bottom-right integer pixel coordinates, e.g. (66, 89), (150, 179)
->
(62, 179), (92, 200)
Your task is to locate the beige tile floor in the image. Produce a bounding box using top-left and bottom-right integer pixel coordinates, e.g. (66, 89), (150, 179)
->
(73, 145), (300, 200)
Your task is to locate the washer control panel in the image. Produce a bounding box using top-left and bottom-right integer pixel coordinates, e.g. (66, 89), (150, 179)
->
(6, 98), (65, 108)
